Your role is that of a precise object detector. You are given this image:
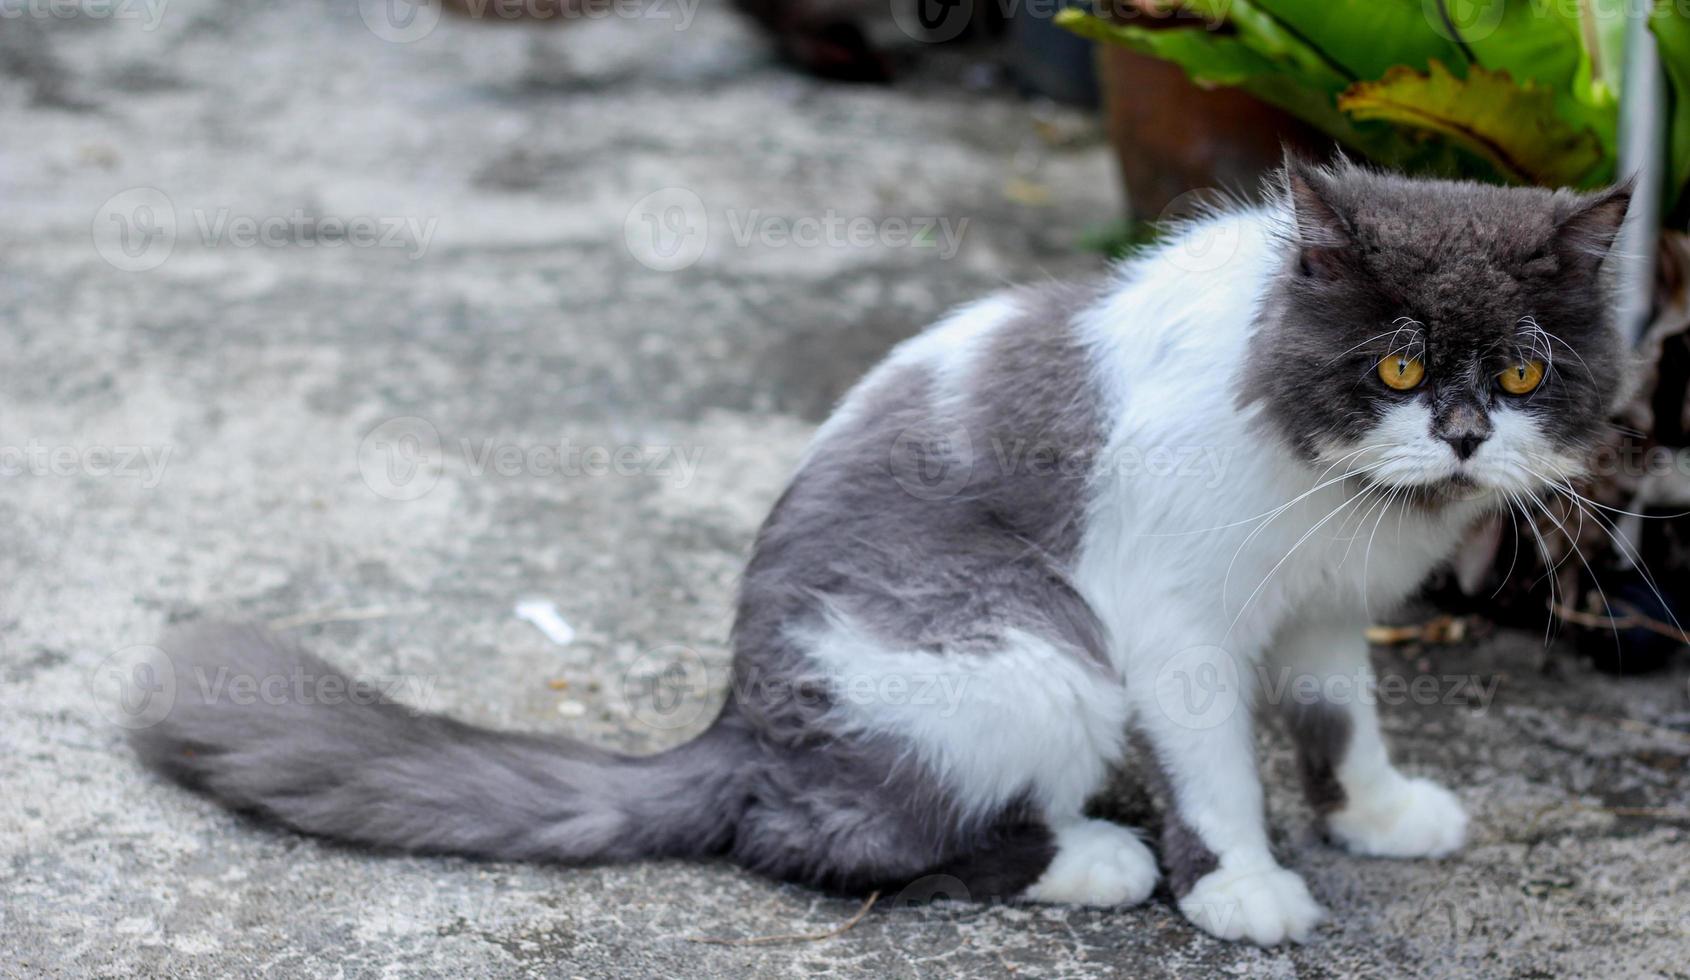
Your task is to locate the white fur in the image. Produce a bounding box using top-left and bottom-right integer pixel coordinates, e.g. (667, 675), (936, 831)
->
(1179, 863), (1325, 945)
(1327, 777), (1468, 858)
(1021, 819), (1158, 906)
(797, 614), (1127, 822)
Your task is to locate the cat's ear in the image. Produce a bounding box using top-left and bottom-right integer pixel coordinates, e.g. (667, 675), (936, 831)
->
(1280, 152), (1351, 278)
(1554, 179), (1633, 273)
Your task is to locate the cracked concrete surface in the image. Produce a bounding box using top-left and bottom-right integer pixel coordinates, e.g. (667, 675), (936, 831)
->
(3, 1), (1689, 976)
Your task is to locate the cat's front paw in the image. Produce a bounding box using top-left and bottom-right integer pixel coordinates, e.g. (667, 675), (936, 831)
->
(1177, 864), (1325, 945)
(1327, 776), (1466, 859)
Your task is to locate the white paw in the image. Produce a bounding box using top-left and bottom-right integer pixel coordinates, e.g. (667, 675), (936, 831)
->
(1327, 777), (1467, 859)
(1021, 820), (1159, 907)
(1178, 864), (1325, 945)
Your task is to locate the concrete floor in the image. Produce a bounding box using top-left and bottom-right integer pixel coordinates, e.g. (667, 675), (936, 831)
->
(3, 1), (1689, 976)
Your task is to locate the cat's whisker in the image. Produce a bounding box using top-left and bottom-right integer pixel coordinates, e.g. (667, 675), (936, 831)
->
(1490, 497), (1525, 600)
(1338, 477), (1395, 565)
(1218, 455), (1391, 607)
(1223, 481), (1378, 640)
(1143, 446), (1386, 538)
(1325, 328), (1412, 366)
(1525, 485), (1626, 650)
(1358, 483), (1406, 622)
(1524, 457), (1690, 520)
(1507, 488), (1565, 646)
(1537, 479), (1687, 639)
(1538, 325), (1596, 384)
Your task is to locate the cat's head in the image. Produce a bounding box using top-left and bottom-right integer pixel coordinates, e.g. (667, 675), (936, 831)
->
(1247, 156), (1635, 504)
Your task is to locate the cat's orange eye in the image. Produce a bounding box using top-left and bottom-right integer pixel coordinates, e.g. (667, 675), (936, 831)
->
(1378, 355), (1425, 391)
(1499, 359), (1546, 395)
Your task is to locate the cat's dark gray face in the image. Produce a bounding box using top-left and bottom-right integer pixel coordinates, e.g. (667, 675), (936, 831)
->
(1245, 160), (1633, 501)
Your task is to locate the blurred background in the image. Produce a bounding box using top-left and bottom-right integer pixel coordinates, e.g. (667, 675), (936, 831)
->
(3, 0), (1690, 976)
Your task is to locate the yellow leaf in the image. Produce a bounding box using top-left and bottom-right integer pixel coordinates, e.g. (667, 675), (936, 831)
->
(1337, 61), (1604, 188)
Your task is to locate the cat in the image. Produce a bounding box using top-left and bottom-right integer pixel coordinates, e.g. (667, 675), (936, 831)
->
(129, 157), (1633, 945)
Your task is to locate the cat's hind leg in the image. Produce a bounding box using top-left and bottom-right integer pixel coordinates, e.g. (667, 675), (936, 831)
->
(725, 611), (1152, 905)
(731, 742), (1157, 907)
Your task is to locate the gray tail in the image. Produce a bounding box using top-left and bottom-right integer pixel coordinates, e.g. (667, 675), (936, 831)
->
(128, 622), (749, 863)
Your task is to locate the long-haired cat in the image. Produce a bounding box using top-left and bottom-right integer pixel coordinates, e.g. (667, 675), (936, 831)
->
(130, 157), (1633, 944)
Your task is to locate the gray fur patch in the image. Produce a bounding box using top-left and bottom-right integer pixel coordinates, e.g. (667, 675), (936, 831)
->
(1282, 701), (1353, 816)
(1161, 812), (1220, 898)
(1132, 734), (1220, 897)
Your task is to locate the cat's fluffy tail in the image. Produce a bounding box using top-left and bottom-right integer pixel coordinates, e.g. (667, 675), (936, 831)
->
(129, 622), (749, 862)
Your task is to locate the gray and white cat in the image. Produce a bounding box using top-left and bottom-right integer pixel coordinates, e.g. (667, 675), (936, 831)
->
(132, 158), (1633, 945)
